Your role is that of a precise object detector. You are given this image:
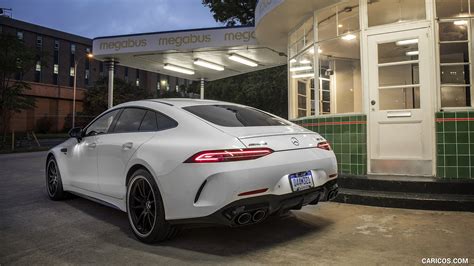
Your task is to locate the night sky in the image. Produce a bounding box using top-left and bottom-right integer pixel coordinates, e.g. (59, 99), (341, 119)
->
(1, 0), (220, 38)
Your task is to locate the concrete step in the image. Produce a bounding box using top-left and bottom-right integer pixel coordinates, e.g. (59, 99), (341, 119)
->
(338, 174), (474, 195)
(334, 188), (474, 212)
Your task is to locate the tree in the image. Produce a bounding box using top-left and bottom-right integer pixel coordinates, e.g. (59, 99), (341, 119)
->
(0, 33), (37, 146)
(202, 0), (258, 26)
(203, 65), (288, 118)
(80, 77), (153, 124)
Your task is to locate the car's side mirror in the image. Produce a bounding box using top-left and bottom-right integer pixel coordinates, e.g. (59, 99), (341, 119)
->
(69, 127), (83, 142)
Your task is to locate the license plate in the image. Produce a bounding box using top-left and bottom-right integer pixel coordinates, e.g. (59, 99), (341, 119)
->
(289, 171), (314, 192)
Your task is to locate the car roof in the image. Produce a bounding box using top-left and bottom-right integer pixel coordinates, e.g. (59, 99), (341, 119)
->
(147, 98), (234, 108)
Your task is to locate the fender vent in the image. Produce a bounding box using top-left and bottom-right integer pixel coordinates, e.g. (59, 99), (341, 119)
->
(194, 180), (207, 203)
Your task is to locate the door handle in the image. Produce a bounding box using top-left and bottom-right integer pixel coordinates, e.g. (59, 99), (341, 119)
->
(87, 142), (97, 149)
(122, 142), (133, 150)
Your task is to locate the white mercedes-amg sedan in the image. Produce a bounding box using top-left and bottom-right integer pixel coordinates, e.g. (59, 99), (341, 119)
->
(46, 99), (338, 243)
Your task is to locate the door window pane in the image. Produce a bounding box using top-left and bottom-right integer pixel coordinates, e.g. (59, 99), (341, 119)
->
(379, 63), (419, 87)
(379, 87), (420, 110)
(378, 41), (419, 64)
(85, 109), (121, 136)
(290, 47), (314, 118)
(139, 111), (158, 132)
(368, 0), (425, 27)
(114, 108), (147, 133)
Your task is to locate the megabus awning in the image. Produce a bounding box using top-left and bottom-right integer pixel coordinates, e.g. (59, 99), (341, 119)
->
(92, 26), (287, 81)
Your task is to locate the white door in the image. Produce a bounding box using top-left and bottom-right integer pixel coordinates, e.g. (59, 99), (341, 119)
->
(97, 108), (156, 199)
(68, 109), (122, 192)
(368, 28), (434, 176)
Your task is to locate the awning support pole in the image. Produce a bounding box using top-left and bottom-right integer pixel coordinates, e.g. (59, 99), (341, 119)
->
(200, 78), (205, 99)
(107, 59), (115, 108)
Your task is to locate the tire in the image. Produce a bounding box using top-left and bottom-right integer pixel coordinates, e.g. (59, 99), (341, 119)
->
(126, 168), (177, 243)
(45, 156), (66, 200)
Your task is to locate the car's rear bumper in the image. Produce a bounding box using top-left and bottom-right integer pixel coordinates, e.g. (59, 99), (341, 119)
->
(168, 179), (338, 227)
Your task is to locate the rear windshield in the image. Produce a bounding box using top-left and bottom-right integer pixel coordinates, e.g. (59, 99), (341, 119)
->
(183, 105), (289, 127)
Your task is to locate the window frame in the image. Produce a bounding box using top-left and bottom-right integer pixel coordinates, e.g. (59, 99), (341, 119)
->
(435, 17), (474, 109)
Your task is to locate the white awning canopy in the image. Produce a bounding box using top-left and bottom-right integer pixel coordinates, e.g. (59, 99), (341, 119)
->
(92, 26), (287, 81)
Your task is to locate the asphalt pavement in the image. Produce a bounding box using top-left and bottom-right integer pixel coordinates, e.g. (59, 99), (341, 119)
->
(0, 151), (473, 265)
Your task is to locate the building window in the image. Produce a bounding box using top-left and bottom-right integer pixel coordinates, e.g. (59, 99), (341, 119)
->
(436, 0), (471, 19)
(289, 16), (314, 58)
(124, 67), (129, 82)
(36, 36), (42, 47)
(368, 0), (426, 27)
(436, 2), (473, 107)
(53, 64), (59, 74)
(289, 0), (362, 118)
(17, 31), (23, 40)
(35, 60), (41, 82)
(70, 67), (75, 77)
(54, 40), (59, 50)
(85, 69), (90, 85)
(99, 62), (104, 76)
(317, 0), (359, 42)
(70, 44), (76, 54)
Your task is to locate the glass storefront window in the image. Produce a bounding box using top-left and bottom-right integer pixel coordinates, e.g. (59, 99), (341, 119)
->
(437, 19), (472, 107)
(317, 32), (362, 115)
(317, 0), (359, 42)
(289, 47), (315, 117)
(289, 17), (314, 58)
(368, 0), (425, 27)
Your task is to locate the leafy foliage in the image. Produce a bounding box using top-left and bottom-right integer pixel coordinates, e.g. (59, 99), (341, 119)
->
(197, 65), (288, 118)
(82, 77), (153, 118)
(0, 33), (37, 145)
(202, 0), (258, 26)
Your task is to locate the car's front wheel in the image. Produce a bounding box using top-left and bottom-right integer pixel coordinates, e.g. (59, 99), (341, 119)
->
(126, 169), (177, 243)
(46, 156), (66, 200)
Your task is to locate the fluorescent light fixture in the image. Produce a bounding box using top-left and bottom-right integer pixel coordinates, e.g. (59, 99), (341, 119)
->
(300, 59), (311, 64)
(341, 33), (356, 41)
(338, 24), (343, 28)
(405, 51), (419, 56)
(163, 63), (195, 75)
(292, 73), (314, 79)
(193, 59), (224, 71)
(290, 58), (297, 63)
(318, 48), (322, 53)
(290, 66), (312, 72)
(396, 39), (418, 46)
(228, 54), (258, 67)
(454, 20), (468, 26)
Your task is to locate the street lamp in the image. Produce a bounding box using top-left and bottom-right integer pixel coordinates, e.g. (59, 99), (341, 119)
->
(72, 52), (93, 128)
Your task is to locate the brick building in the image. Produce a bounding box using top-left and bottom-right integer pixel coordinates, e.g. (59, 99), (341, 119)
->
(0, 16), (189, 133)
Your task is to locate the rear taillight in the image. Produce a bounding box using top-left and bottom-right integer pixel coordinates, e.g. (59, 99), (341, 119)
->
(316, 141), (332, 151)
(185, 148), (274, 163)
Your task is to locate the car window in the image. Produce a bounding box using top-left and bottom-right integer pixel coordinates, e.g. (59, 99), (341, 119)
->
(183, 105), (288, 127)
(156, 112), (178, 130)
(85, 109), (121, 137)
(139, 111), (158, 131)
(113, 108), (147, 133)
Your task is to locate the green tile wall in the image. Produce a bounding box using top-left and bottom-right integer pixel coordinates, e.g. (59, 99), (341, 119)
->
(293, 115), (367, 175)
(436, 111), (474, 179)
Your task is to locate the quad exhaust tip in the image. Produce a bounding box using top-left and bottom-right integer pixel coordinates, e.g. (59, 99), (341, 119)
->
(252, 209), (266, 223)
(236, 212), (252, 225)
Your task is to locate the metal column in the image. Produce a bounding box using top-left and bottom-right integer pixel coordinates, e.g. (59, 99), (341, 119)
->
(106, 59), (115, 108)
(200, 78), (205, 99)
